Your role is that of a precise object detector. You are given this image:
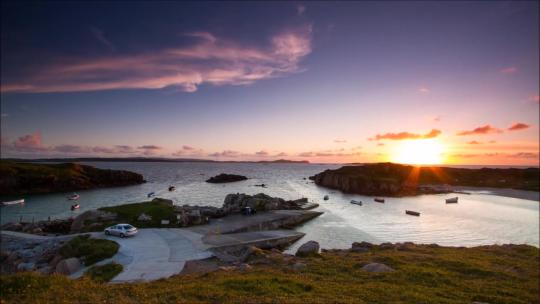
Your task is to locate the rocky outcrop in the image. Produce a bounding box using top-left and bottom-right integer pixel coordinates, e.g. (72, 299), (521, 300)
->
(222, 193), (318, 213)
(1, 219), (74, 235)
(55, 257), (82, 275)
(206, 173), (248, 183)
(351, 241), (373, 253)
(310, 163), (540, 196)
(295, 241), (320, 257)
(70, 210), (117, 233)
(0, 161), (145, 196)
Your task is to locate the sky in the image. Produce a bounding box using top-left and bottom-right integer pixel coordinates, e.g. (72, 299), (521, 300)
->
(1, 1), (539, 165)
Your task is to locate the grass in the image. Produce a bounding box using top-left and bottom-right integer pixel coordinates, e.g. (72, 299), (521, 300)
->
(84, 262), (123, 283)
(1, 244), (538, 303)
(59, 235), (119, 266)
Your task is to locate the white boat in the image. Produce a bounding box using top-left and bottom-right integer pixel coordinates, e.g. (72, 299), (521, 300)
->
(67, 194), (80, 200)
(1, 199), (25, 206)
(446, 197), (458, 204)
(350, 200), (362, 206)
(71, 204), (80, 210)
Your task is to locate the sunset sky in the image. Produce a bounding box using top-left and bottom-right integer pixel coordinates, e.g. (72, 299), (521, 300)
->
(1, 1), (539, 165)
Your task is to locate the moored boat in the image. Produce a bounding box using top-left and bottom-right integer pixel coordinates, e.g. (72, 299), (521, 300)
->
(374, 198), (385, 203)
(323, 195), (329, 200)
(71, 204), (80, 210)
(446, 197), (458, 204)
(168, 186), (176, 191)
(68, 193), (80, 200)
(1, 199), (25, 206)
(350, 200), (362, 206)
(405, 210), (420, 216)
(147, 192), (155, 198)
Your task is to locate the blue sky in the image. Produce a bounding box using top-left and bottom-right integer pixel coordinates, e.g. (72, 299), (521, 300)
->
(1, 1), (538, 164)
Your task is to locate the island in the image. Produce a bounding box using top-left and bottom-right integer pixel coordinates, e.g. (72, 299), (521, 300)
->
(0, 161), (145, 196)
(206, 173), (248, 183)
(309, 162), (540, 196)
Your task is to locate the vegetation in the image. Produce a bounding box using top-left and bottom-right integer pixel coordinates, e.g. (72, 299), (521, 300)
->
(0, 161), (144, 196)
(59, 235), (119, 266)
(84, 262), (123, 283)
(97, 199), (178, 229)
(1, 244), (538, 303)
(311, 163), (540, 196)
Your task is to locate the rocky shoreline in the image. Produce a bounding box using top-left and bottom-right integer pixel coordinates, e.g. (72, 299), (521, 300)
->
(0, 161), (145, 196)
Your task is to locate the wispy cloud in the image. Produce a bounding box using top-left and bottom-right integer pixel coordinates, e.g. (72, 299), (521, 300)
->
(418, 87), (430, 94)
(89, 26), (115, 51)
(255, 150), (269, 156)
(2, 25), (312, 94)
(208, 150), (241, 158)
(370, 129), (441, 141)
(467, 140), (481, 145)
(456, 124), (503, 136)
(499, 66), (518, 74)
(508, 122), (530, 131)
(333, 139), (347, 143)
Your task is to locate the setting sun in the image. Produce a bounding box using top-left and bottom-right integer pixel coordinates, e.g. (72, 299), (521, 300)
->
(391, 139), (445, 165)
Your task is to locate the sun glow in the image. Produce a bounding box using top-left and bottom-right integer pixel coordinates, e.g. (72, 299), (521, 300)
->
(391, 139), (445, 165)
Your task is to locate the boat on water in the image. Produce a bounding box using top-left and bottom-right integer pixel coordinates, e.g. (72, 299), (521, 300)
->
(147, 192), (155, 198)
(446, 197), (459, 204)
(67, 193), (80, 200)
(374, 198), (385, 203)
(71, 204), (80, 210)
(350, 200), (362, 206)
(323, 195), (329, 200)
(405, 210), (420, 216)
(168, 186), (176, 192)
(1, 199), (25, 206)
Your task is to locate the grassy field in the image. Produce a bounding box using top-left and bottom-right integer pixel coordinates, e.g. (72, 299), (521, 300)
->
(1, 244), (538, 303)
(59, 235), (119, 266)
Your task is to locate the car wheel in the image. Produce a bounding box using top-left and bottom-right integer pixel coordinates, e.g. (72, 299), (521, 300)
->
(120, 233), (125, 238)
(105, 230), (110, 235)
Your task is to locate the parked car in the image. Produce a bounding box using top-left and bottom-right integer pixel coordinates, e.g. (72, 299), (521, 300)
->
(104, 223), (138, 238)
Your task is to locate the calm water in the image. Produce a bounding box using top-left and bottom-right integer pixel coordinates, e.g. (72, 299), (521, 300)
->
(1, 162), (538, 250)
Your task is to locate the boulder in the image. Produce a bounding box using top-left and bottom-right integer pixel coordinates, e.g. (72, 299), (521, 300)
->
(49, 254), (63, 268)
(351, 241), (373, 253)
(295, 241), (320, 257)
(291, 262), (307, 271)
(137, 213), (152, 222)
(361, 263), (395, 273)
(206, 173), (248, 183)
(379, 242), (396, 250)
(55, 257), (82, 275)
(17, 262), (36, 271)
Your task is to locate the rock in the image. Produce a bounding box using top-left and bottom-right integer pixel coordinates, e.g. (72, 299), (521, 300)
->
(70, 210), (117, 233)
(295, 241), (320, 257)
(361, 263), (395, 273)
(17, 262), (36, 271)
(7, 252), (20, 263)
(55, 257), (82, 275)
(20, 249), (35, 259)
(37, 266), (53, 275)
(137, 213), (152, 221)
(1, 222), (23, 232)
(379, 242), (395, 250)
(291, 262), (307, 271)
(212, 246), (257, 263)
(222, 193), (315, 214)
(238, 263), (252, 272)
(206, 173), (248, 183)
(351, 241), (373, 253)
(218, 266), (237, 272)
(49, 254), (63, 268)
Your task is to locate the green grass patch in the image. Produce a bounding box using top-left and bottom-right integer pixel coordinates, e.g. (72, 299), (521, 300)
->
(84, 262), (123, 283)
(98, 199), (178, 228)
(1, 244), (538, 303)
(59, 235), (119, 266)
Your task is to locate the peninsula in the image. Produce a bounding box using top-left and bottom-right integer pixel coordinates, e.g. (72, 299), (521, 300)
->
(310, 163), (540, 196)
(0, 161), (145, 196)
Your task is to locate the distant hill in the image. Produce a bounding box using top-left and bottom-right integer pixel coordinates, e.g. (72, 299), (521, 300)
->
(2, 157), (309, 164)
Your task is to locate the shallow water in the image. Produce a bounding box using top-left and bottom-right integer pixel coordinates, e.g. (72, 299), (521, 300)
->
(1, 162), (538, 250)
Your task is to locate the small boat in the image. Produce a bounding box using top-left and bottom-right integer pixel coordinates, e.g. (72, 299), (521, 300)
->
(71, 204), (80, 210)
(323, 195), (329, 200)
(374, 198), (385, 203)
(168, 186), (176, 192)
(147, 192), (155, 198)
(446, 197), (458, 204)
(350, 200), (362, 206)
(405, 210), (420, 216)
(1, 199), (25, 206)
(67, 194), (80, 200)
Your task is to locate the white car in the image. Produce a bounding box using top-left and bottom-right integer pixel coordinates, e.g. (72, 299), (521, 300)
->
(104, 223), (138, 238)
